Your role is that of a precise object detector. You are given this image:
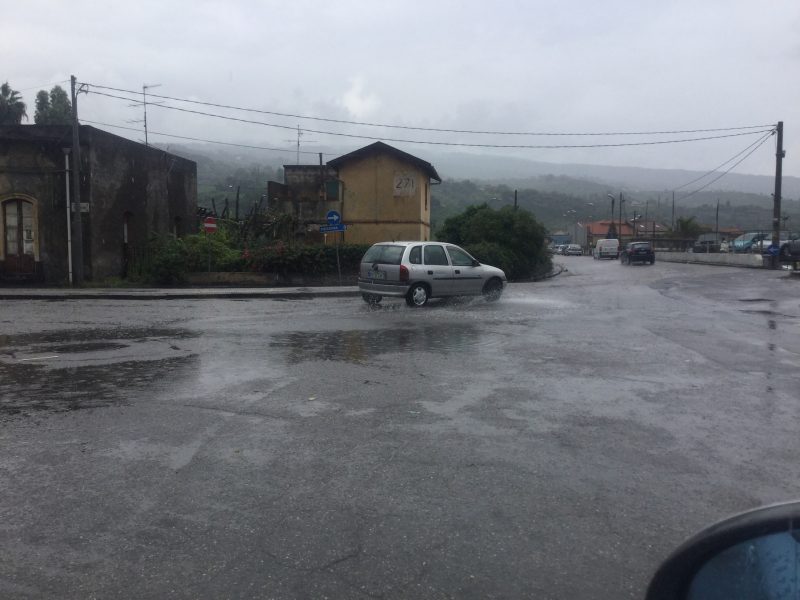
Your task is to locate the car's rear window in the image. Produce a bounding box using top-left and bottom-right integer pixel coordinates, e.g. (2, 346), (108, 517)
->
(362, 245), (405, 265)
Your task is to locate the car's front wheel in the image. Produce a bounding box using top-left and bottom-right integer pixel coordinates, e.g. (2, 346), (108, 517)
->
(482, 278), (503, 302)
(405, 283), (429, 307)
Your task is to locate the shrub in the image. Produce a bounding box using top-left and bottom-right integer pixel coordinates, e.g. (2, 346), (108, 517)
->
(436, 204), (552, 280)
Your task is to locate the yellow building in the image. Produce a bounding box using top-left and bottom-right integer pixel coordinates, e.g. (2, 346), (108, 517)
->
(329, 142), (441, 244)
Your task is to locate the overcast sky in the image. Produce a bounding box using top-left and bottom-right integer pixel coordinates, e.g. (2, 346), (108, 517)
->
(4, 0), (799, 178)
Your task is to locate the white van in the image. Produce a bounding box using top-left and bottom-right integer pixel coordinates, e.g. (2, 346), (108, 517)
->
(594, 239), (620, 260)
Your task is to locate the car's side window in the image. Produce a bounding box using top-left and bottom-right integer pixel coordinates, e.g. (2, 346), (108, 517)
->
(423, 245), (449, 266)
(446, 246), (474, 266)
(409, 245), (422, 265)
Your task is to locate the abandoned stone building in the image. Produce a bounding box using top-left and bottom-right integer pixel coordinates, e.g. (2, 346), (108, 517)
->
(0, 125), (197, 283)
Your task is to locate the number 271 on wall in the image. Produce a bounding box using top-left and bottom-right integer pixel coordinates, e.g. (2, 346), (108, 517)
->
(393, 174), (416, 196)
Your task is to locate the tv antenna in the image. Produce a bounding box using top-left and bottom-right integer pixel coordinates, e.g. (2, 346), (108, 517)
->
(285, 124), (316, 164)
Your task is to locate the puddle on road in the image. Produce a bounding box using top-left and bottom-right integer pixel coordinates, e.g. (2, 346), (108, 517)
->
(46, 342), (130, 353)
(271, 323), (492, 364)
(0, 355), (199, 419)
(0, 327), (200, 419)
(0, 327), (197, 365)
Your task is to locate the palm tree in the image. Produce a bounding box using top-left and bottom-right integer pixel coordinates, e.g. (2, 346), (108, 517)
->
(0, 82), (28, 124)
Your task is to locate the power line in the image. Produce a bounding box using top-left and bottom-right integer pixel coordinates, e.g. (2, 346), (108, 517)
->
(675, 131), (774, 202)
(672, 128), (777, 192)
(83, 89), (775, 150)
(81, 120), (317, 154)
(80, 81), (775, 138)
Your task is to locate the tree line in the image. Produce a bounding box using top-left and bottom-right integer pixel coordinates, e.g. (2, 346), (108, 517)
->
(0, 81), (72, 125)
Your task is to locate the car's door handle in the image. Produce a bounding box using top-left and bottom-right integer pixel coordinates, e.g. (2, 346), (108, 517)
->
(427, 270), (433, 275)
(454, 270), (461, 274)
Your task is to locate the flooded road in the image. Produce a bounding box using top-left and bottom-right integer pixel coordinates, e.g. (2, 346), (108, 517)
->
(1, 259), (799, 599)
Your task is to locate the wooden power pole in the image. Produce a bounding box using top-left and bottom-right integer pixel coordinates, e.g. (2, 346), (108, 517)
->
(771, 121), (784, 269)
(70, 75), (84, 284)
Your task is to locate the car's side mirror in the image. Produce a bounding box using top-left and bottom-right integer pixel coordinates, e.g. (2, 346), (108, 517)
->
(472, 259), (480, 267)
(646, 501), (800, 600)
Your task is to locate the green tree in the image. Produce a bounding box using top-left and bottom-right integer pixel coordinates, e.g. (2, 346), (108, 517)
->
(436, 204), (551, 280)
(34, 85), (71, 125)
(673, 216), (707, 238)
(0, 82), (27, 124)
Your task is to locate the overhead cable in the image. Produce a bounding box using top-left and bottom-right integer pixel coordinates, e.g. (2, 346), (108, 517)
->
(83, 89), (775, 150)
(672, 128), (777, 192)
(675, 131), (774, 201)
(80, 81), (775, 138)
(81, 120), (318, 154)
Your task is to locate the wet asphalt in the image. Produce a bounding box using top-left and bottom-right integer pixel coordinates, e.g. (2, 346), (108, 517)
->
(1, 258), (799, 599)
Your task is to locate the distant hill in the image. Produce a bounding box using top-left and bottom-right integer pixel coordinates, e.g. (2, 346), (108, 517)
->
(427, 151), (800, 199)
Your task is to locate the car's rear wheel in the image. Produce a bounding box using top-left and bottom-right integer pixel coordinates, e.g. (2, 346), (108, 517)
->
(482, 278), (503, 302)
(405, 283), (429, 307)
(362, 292), (382, 305)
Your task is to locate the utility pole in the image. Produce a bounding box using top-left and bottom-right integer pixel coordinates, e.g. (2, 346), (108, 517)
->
(70, 75), (84, 284)
(514, 189), (518, 210)
(618, 193), (624, 243)
(771, 121), (784, 269)
(671, 191), (675, 232)
(235, 185), (240, 221)
(142, 84), (161, 146)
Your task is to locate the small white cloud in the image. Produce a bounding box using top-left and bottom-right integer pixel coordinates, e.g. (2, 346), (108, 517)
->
(341, 76), (379, 118)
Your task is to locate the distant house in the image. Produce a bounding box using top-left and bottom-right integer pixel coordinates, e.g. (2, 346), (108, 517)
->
(0, 125), (196, 283)
(583, 219), (634, 249)
(268, 141), (441, 245)
(548, 232), (571, 245)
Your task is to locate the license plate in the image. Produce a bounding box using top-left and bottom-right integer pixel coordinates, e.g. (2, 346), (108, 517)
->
(367, 270), (385, 280)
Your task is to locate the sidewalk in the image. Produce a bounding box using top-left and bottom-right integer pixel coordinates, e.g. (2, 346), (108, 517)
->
(0, 286), (361, 301)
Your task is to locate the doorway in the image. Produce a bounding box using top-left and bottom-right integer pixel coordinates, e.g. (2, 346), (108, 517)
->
(1, 198), (38, 278)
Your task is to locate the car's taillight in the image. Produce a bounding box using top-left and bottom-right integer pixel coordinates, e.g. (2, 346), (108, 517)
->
(399, 265), (409, 281)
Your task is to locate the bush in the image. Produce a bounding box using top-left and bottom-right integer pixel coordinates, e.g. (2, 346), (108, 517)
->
(245, 243), (370, 276)
(436, 204), (552, 280)
(146, 235), (188, 285)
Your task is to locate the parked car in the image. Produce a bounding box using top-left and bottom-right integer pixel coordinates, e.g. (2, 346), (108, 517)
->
(692, 233), (723, 253)
(620, 241), (655, 265)
(731, 232), (770, 253)
(358, 241), (507, 307)
(753, 234), (798, 254)
(564, 244), (582, 256)
(593, 238), (620, 259)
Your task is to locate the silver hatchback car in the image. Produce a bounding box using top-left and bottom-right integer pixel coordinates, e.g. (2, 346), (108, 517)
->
(358, 241), (507, 307)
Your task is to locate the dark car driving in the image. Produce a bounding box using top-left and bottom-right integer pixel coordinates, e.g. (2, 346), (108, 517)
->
(620, 241), (655, 265)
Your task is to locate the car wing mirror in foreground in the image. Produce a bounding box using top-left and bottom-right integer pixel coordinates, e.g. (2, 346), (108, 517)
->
(646, 500), (800, 600)
(472, 259), (480, 267)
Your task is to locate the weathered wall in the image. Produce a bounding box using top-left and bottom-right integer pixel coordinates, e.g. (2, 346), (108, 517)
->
(337, 153), (430, 244)
(271, 166), (341, 227)
(84, 127), (196, 280)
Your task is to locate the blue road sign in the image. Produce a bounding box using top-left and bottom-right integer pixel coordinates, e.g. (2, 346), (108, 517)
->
(320, 224), (347, 233)
(326, 210), (341, 226)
